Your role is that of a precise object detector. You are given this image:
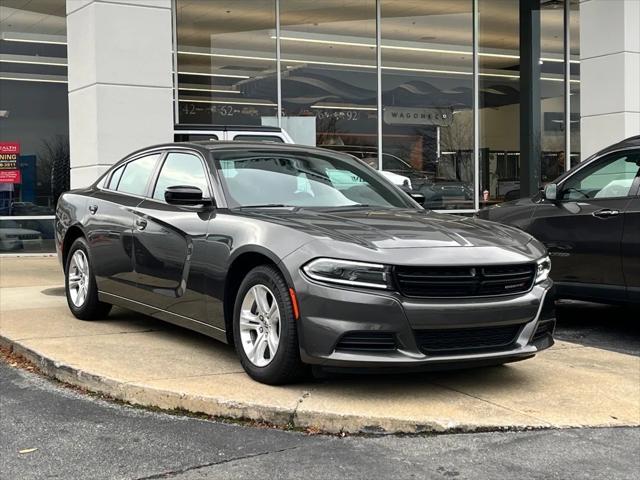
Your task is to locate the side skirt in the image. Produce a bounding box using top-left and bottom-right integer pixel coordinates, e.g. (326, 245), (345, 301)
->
(99, 291), (228, 344)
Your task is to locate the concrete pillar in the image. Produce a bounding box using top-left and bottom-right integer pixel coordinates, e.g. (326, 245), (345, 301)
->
(66, 0), (174, 188)
(580, 0), (640, 159)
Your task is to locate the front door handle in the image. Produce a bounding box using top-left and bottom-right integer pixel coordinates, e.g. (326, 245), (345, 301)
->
(135, 218), (148, 230)
(592, 208), (620, 219)
(88, 205), (98, 215)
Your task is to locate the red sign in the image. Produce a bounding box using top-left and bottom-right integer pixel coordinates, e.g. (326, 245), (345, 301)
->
(0, 169), (21, 184)
(0, 142), (20, 170)
(0, 142), (20, 155)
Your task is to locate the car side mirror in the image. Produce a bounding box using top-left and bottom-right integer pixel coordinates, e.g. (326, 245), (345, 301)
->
(409, 192), (426, 206)
(543, 183), (558, 202)
(164, 185), (210, 206)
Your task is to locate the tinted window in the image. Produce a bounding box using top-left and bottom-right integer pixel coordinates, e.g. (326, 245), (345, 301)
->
(178, 133), (218, 141)
(153, 152), (210, 201)
(108, 164), (125, 190)
(116, 154), (160, 196)
(562, 152), (640, 200)
(215, 150), (414, 209)
(232, 135), (284, 143)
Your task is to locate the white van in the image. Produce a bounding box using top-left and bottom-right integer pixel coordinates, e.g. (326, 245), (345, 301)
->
(174, 125), (294, 144)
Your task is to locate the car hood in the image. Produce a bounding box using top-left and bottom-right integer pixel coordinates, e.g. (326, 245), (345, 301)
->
(244, 207), (535, 251)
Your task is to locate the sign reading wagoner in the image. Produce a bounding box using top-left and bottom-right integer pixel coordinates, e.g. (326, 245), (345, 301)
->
(0, 142), (20, 170)
(383, 107), (454, 127)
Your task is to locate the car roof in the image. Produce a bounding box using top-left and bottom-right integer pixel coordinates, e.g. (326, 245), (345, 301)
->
(119, 141), (353, 162)
(595, 135), (640, 157)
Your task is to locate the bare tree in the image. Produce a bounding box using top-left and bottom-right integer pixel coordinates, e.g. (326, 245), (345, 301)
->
(40, 135), (70, 207)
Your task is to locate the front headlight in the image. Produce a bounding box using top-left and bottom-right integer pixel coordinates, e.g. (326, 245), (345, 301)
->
(302, 258), (392, 289)
(535, 255), (552, 284)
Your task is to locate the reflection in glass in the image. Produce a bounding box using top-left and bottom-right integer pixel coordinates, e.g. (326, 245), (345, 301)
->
(381, 0), (474, 210)
(540, 2), (566, 184)
(479, 0), (521, 204)
(175, 0), (278, 125)
(280, 1), (378, 148)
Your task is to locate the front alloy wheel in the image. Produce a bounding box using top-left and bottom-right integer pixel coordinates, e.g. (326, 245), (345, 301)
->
(239, 284), (281, 367)
(233, 265), (306, 384)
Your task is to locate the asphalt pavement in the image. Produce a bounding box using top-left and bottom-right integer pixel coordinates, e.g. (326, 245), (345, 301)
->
(2, 358), (639, 480)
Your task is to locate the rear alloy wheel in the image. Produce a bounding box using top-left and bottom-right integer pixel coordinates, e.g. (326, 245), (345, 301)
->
(233, 265), (306, 384)
(68, 250), (90, 308)
(65, 237), (112, 320)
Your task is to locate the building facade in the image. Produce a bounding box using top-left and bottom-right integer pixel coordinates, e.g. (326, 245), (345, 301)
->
(0, 0), (638, 253)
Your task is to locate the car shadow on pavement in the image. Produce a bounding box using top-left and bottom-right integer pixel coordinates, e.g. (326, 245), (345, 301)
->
(554, 300), (640, 356)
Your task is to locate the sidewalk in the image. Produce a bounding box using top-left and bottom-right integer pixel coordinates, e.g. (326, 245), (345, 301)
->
(1, 256), (638, 434)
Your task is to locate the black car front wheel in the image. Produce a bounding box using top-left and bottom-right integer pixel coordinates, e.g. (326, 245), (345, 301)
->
(65, 237), (112, 320)
(233, 265), (306, 385)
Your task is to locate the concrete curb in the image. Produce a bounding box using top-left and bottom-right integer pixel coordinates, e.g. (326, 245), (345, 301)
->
(2, 334), (637, 434)
(0, 334), (551, 434)
(1, 335), (297, 427)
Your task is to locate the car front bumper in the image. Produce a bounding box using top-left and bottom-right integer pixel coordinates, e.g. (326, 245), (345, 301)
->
(291, 269), (555, 369)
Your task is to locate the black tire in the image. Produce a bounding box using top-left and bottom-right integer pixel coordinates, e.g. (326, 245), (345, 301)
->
(64, 237), (112, 320)
(233, 265), (307, 385)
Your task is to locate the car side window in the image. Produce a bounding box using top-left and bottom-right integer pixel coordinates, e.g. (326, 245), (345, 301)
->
(152, 152), (210, 201)
(108, 164), (125, 190)
(116, 154), (160, 196)
(561, 152), (640, 201)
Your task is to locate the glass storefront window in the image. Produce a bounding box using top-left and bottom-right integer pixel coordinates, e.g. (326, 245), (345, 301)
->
(0, 0), (68, 253)
(570, 0), (581, 164)
(279, 1), (378, 149)
(381, 0), (474, 210)
(540, 1), (567, 184)
(478, 0), (521, 204)
(175, 0), (278, 125)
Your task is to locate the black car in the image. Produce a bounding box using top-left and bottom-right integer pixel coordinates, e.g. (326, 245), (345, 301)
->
(478, 135), (640, 305)
(56, 142), (555, 384)
(319, 145), (431, 189)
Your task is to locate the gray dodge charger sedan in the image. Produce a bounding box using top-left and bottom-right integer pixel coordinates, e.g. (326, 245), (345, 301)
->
(55, 142), (555, 384)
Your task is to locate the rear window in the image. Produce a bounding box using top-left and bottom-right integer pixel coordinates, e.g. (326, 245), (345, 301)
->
(232, 135), (284, 143)
(175, 134), (219, 141)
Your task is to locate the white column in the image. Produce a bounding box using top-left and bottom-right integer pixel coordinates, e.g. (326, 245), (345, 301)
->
(66, 0), (174, 188)
(580, 0), (640, 159)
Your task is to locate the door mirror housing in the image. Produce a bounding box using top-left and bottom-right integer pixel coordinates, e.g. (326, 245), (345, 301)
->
(409, 192), (426, 206)
(164, 185), (211, 206)
(544, 183), (558, 202)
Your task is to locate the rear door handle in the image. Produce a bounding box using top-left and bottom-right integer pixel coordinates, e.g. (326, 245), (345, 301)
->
(592, 208), (620, 219)
(135, 218), (147, 230)
(88, 205), (98, 215)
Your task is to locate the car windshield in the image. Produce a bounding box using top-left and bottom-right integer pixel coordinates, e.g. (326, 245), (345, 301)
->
(212, 149), (416, 209)
(382, 154), (413, 172)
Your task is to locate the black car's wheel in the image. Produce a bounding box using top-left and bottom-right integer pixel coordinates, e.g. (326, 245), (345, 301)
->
(233, 265), (306, 385)
(65, 237), (112, 320)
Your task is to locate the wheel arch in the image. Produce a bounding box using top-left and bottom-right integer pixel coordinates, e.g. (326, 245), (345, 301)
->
(223, 246), (293, 346)
(61, 224), (87, 271)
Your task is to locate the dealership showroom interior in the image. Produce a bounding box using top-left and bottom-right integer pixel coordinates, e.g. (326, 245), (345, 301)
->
(1, 0), (639, 479)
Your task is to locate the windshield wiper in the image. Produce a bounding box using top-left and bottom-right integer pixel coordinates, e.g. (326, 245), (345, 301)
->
(237, 204), (294, 209)
(320, 204), (377, 211)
